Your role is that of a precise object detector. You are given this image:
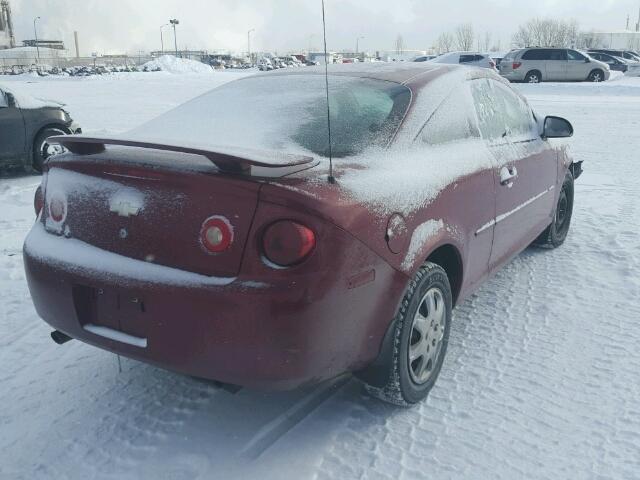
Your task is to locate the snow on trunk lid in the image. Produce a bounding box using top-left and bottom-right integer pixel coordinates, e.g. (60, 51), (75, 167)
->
(42, 164), (261, 278)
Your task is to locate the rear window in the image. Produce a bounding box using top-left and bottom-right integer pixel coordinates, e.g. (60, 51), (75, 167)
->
(130, 75), (411, 158)
(459, 55), (476, 63)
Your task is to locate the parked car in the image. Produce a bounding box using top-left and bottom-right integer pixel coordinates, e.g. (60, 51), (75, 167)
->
(430, 52), (497, 70)
(413, 55), (437, 62)
(257, 58), (273, 71)
(24, 64), (580, 405)
(500, 47), (610, 83)
(587, 52), (629, 72)
(587, 49), (640, 62)
(490, 55), (505, 70)
(0, 84), (81, 172)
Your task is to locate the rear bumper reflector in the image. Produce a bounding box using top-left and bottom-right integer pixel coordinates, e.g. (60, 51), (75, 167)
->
(83, 324), (148, 348)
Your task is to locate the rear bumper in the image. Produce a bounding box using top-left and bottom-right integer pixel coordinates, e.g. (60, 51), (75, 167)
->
(500, 70), (523, 81)
(24, 223), (406, 390)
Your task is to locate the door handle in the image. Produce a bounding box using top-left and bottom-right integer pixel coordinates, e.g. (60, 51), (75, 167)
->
(500, 165), (518, 185)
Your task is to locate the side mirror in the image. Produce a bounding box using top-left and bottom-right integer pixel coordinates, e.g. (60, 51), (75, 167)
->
(585, 57), (591, 63)
(543, 116), (573, 139)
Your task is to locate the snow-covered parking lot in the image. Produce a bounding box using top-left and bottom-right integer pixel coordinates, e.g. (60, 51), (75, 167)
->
(1, 70), (639, 480)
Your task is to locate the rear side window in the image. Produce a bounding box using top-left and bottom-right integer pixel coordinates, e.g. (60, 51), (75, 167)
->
(549, 49), (567, 60)
(459, 55), (476, 64)
(419, 84), (480, 145)
(470, 79), (537, 142)
(0, 90), (8, 108)
(522, 49), (547, 60)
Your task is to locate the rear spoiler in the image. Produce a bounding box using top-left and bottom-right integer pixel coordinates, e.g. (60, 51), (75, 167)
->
(49, 135), (315, 174)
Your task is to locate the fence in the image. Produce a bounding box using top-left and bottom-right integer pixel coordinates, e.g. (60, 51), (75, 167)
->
(0, 54), (157, 71)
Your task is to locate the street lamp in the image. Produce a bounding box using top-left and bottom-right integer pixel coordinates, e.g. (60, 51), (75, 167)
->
(308, 34), (316, 54)
(160, 24), (169, 54)
(33, 16), (41, 62)
(356, 35), (364, 55)
(169, 19), (179, 57)
(247, 28), (255, 64)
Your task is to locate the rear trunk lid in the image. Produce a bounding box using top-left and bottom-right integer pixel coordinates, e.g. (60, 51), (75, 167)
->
(42, 143), (315, 278)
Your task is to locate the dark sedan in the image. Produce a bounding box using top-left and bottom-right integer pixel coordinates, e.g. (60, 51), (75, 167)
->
(24, 64), (580, 405)
(0, 84), (81, 172)
(588, 52), (629, 72)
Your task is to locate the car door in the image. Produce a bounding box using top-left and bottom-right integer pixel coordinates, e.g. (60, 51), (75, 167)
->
(545, 49), (568, 80)
(567, 49), (589, 80)
(470, 78), (557, 272)
(0, 89), (26, 166)
(416, 83), (496, 292)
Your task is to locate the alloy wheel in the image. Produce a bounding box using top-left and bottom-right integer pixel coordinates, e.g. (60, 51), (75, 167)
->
(408, 287), (446, 385)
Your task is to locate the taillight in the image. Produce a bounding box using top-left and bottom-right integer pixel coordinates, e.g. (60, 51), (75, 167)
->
(34, 186), (44, 216)
(512, 62), (522, 70)
(200, 216), (234, 254)
(262, 220), (316, 267)
(48, 193), (66, 223)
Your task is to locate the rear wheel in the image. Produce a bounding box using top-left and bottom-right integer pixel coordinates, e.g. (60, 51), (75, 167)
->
(364, 262), (452, 406)
(588, 69), (604, 82)
(525, 71), (542, 83)
(33, 127), (67, 172)
(533, 172), (574, 248)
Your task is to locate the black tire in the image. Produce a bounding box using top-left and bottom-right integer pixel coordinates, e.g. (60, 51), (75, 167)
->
(525, 70), (542, 83)
(364, 262), (452, 406)
(533, 172), (574, 248)
(588, 69), (604, 82)
(32, 127), (67, 172)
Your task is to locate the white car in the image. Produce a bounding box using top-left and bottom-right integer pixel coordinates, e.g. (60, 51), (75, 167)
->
(430, 52), (497, 70)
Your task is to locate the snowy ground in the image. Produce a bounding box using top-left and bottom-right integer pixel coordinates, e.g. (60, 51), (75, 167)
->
(1, 70), (639, 480)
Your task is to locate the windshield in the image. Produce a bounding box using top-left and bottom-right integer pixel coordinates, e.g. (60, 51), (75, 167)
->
(130, 75), (411, 158)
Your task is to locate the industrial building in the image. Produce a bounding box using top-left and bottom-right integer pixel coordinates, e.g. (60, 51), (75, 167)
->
(0, 0), (16, 49)
(579, 30), (640, 51)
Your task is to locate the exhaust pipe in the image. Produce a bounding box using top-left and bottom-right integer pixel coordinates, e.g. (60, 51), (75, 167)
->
(51, 330), (73, 345)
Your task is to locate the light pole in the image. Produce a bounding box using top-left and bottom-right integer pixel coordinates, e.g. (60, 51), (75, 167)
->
(169, 19), (179, 57)
(247, 28), (255, 64)
(160, 24), (169, 54)
(33, 16), (41, 62)
(308, 34), (316, 54)
(356, 35), (364, 55)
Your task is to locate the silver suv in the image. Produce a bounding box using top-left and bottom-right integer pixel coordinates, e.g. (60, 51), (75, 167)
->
(500, 48), (610, 83)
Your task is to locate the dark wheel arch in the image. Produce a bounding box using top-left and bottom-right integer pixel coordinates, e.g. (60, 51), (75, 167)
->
(31, 124), (71, 172)
(588, 69), (605, 82)
(362, 262), (453, 405)
(356, 243), (462, 390)
(525, 70), (543, 83)
(533, 171), (574, 248)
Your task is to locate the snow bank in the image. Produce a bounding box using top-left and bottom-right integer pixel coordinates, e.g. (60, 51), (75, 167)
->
(142, 55), (213, 74)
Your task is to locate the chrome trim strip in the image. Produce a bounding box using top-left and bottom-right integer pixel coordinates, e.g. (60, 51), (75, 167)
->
(475, 185), (555, 236)
(83, 324), (148, 348)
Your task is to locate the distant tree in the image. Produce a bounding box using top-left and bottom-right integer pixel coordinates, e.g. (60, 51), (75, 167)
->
(435, 32), (454, 53)
(484, 32), (492, 52)
(455, 23), (475, 51)
(579, 31), (599, 49)
(395, 34), (404, 55)
(513, 18), (579, 48)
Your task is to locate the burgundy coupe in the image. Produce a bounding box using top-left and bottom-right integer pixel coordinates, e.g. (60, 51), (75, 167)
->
(23, 64), (580, 405)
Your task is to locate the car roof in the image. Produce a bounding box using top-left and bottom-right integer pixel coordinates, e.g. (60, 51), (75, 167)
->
(253, 63), (458, 87)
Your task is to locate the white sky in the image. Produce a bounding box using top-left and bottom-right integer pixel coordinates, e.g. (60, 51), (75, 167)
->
(9, 0), (640, 55)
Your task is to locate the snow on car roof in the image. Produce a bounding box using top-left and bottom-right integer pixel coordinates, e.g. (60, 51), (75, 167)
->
(0, 82), (65, 109)
(256, 62), (454, 86)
